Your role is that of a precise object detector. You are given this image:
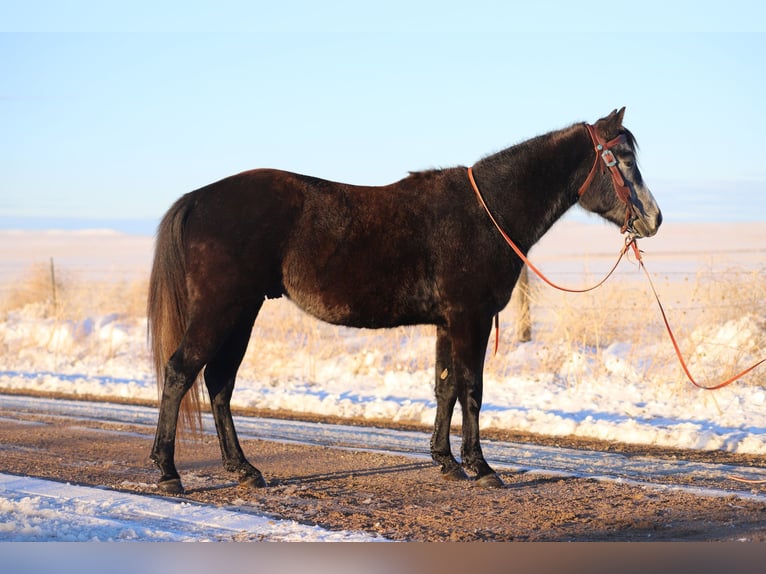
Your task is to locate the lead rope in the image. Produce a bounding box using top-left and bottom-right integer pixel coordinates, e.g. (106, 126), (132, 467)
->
(631, 245), (766, 485)
(468, 166), (633, 356)
(470, 167), (766, 390)
(468, 167), (632, 296)
(633, 246), (766, 391)
(470, 167), (766, 484)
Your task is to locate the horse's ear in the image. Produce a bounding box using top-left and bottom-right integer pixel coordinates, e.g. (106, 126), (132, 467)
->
(606, 107), (625, 125)
(596, 107), (626, 137)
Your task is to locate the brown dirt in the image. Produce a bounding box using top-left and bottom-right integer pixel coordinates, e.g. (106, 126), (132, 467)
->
(3, 397), (766, 541)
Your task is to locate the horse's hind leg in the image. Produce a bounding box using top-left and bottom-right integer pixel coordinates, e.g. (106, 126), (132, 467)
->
(150, 343), (208, 494)
(151, 306), (253, 494)
(203, 306), (266, 488)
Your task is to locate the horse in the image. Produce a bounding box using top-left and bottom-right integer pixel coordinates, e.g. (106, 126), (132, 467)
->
(147, 107), (662, 493)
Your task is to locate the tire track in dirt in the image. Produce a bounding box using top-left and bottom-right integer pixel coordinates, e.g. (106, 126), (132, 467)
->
(3, 393), (766, 541)
(3, 393), (766, 496)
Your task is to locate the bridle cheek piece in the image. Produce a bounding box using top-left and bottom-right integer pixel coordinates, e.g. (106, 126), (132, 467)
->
(580, 124), (637, 234)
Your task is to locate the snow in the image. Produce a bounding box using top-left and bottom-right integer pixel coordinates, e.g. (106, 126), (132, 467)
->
(1, 222), (765, 541)
(3, 309), (765, 455)
(0, 473), (383, 542)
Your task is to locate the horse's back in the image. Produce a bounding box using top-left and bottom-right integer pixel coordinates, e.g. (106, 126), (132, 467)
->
(178, 167), (466, 328)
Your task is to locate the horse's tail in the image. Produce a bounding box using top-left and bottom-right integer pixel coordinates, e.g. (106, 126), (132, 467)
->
(147, 193), (203, 434)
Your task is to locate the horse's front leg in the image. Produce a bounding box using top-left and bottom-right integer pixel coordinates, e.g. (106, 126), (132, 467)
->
(457, 372), (503, 487)
(430, 326), (468, 480)
(452, 313), (504, 488)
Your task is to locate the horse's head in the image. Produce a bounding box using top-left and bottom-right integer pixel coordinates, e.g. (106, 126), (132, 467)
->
(577, 107), (662, 238)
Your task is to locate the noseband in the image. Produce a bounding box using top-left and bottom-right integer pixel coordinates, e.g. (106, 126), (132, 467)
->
(578, 123), (636, 233)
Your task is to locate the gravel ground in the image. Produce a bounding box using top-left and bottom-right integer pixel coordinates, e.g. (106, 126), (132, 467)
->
(2, 400), (766, 542)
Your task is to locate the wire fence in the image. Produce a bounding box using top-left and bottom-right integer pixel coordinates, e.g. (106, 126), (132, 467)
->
(1, 254), (764, 390)
(1, 256), (763, 333)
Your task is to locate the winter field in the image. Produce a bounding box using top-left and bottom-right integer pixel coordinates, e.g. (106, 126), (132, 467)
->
(1, 219), (765, 542)
(1, 220), (765, 452)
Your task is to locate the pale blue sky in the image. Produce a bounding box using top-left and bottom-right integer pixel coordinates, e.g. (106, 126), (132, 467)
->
(2, 2), (766, 232)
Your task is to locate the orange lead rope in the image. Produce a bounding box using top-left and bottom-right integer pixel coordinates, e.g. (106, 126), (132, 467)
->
(467, 166), (632, 295)
(470, 162), (765, 486)
(634, 242), (766, 485)
(633, 244), (766, 391)
(468, 166), (631, 357)
(470, 166), (766, 388)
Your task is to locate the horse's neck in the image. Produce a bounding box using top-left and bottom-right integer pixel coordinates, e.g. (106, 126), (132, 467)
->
(472, 124), (589, 247)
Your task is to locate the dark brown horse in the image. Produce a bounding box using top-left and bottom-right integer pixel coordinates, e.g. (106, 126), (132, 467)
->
(148, 108), (661, 493)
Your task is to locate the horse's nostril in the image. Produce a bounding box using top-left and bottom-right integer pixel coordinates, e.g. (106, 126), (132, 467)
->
(635, 214), (662, 238)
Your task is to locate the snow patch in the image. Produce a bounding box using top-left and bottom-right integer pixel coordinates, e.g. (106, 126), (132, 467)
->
(0, 474), (384, 542)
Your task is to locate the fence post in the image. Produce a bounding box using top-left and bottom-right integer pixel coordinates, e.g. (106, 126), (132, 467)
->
(50, 257), (57, 312)
(515, 264), (532, 343)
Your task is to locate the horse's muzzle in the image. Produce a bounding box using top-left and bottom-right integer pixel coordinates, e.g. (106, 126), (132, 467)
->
(630, 209), (662, 238)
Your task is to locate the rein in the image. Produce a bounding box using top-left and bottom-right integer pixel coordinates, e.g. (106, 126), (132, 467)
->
(467, 122), (636, 295)
(468, 146), (634, 356)
(469, 127), (766, 391)
(468, 165), (634, 294)
(467, 120), (638, 295)
(634, 251), (766, 391)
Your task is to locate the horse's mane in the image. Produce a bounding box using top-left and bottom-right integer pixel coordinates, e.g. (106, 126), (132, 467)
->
(399, 123), (638, 187)
(622, 127), (639, 150)
(406, 167), (450, 178)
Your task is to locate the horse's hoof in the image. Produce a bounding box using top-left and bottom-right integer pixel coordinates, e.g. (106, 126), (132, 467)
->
(441, 467), (470, 481)
(475, 472), (504, 488)
(157, 478), (185, 495)
(239, 473), (268, 489)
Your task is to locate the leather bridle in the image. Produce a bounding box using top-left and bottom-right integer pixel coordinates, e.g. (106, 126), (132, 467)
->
(578, 123), (637, 234)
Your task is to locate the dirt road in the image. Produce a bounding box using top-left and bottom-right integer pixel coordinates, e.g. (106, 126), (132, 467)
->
(2, 393), (766, 541)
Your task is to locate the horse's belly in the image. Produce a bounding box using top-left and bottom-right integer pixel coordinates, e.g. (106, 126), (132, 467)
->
(281, 218), (438, 328)
(284, 289), (359, 326)
(284, 275), (436, 329)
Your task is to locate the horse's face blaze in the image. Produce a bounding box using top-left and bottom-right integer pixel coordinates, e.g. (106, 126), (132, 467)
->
(578, 108), (662, 238)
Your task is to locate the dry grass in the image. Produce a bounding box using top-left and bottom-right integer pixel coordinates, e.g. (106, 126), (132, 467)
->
(2, 262), (764, 386)
(0, 263), (149, 321)
(219, 267), (766, 387)
(503, 266), (766, 386)
(1, 262), (65, 317)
